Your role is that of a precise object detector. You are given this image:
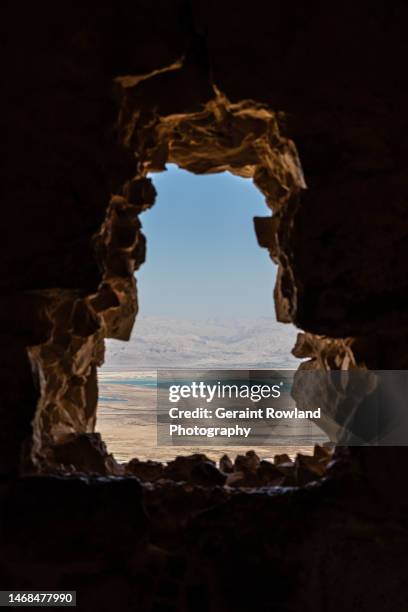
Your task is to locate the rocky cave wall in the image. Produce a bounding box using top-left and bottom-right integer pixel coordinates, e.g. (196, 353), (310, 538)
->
(5, 0), (407, 479)
(2, 1), (408, 609)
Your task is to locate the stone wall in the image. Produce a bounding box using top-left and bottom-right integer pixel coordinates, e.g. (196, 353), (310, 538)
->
(2, 2), (408, 609)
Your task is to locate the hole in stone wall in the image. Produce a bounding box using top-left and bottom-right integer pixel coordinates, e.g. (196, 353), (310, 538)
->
(96, 164), (315, 463)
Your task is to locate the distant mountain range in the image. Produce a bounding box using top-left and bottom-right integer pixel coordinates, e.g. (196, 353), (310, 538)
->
(102, 316), (301, 370)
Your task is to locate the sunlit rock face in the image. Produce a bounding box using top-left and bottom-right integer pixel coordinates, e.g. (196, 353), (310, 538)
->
(2, 1), (408, 610)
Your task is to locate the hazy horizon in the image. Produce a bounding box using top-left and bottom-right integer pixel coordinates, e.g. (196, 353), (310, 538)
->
(102, 314), (299, 371)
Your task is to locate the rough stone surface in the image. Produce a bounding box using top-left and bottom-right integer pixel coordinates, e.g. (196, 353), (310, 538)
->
(219, 454), (234, 474)
(2, 2), (408, 610)
(125, 458), (165, 482)
(47, 433), (121, 476)
(163, 454), (216, 483)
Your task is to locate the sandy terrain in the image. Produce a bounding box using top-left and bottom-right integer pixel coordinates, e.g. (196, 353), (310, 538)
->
(96, 374), (318, 463)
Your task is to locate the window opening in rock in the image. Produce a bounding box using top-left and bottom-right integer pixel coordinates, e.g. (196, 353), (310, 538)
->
(96, 165), (319, 464)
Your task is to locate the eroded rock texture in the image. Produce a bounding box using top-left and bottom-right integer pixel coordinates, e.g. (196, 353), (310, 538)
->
(2, 1), (408, 610)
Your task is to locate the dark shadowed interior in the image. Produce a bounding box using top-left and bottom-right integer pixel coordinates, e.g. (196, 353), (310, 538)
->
(2, 2), (408, 610)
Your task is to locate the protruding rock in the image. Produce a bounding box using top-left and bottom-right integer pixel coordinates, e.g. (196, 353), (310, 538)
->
(274, 453), (292, 466)
(50, 433), (121, 475)
(275, 461), (297, 486)
(295, 453), (328, 486)
(219, 454), (234, 473)
(234, 450), (260, 473)
(124, 177), (156, 211)
(191, 461), (227, 487)
(313, 444), (332, 460)
(125, 458), (164, 482)
(163, 454), (214, 482)
(257, 460), (285, 486)
(226, 470), (259, 488)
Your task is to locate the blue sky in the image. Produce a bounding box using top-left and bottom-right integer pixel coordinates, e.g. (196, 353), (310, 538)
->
(136, 164), (277, 318)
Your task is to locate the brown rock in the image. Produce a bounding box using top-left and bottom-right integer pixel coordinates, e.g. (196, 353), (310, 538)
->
(190, 462), (227, 487)
(295, 453), (328, 486)
(274, 453), (293, 466)
(234, 450), (260, 474)
(125, 459), (164, 482)
(257, 460), (285, 486)
(226, 471), (245, 487)
(275, 461), (297, 486)
(225, 471), (260, 488)
(219, 454), (234, 473)
(2, 5), (408, 609)
(50, 433), (121, 475)
(163, 454), (214, 482)
(314, 444), (333, 460)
